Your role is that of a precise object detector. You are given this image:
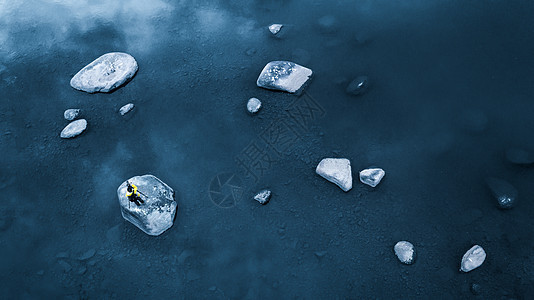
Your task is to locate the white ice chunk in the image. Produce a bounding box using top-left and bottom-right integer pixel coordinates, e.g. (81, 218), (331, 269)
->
(316, 158), (352, 192)
(247, 98), (262, 114)
(269, 24), (283, 35)
(60, 119), (87, 139)
(460, 245), (486, 272)
(359, 168), (385, 187)
(394, 241), (416, 265)
(119, 103), (135, 116)
(70, 52), (138, 93)
(117, 175), (177, 236)
(257, 61), (312, 94)
(64, 109), (80, 121)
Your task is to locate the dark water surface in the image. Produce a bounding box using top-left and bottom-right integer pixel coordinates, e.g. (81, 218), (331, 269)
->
(2, 0), (534, 298)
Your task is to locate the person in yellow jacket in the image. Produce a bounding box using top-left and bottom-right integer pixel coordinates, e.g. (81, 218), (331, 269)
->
(126, 181), (144, 206)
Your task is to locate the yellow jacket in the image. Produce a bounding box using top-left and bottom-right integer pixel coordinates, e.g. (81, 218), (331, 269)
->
(126, 183), (140, 197)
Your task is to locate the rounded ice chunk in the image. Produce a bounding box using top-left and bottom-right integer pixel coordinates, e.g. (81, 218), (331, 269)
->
(247, 97), (262, 114)
(316, 158), (352, 192)
(359, 168), (385, 187)
(394, 241), (416, 265)
(257, 61), (312, 94)
(70, 52), (138, 93)
(60, 119), (87, 139)
(117, 175), (177, 236)
(460, 245), (486, 273)
(64, 109), (80, 121)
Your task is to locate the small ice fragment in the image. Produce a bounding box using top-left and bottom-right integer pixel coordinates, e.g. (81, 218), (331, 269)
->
(247, 98), (261, 114)
(269, 24), (283, 35)
(254, 189), (271, 205)
(64, 109), (80, 121)
(359, 168), (385, 187)
(394, 241), (416, 265)
(316, 158), (352, 192)
(460, 245), (486, 272)
(257, 61), (313, 94)
(119, 103), (135, 116)
(60, 119), (87, 139)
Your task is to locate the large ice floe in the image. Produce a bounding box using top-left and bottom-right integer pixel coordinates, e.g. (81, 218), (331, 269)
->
(70, 52), (138, 93)
(117, 175), (177, 236)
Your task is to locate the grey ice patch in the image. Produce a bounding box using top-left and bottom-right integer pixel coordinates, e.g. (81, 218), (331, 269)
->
(359, 168), (385, 187)
(117, 175), (177, 236)
(60, 119), (87, 138)
(316, 158), (352, 192)
(394, 241), (416, 265)
(63, 108), (80, 121)
(119, 103), (135, 116)
(70, 52), (138, 93)
(247, 97), (261, 114)
(254, 189), (271, 205)
(268, 24), (283, 35)
(256, 61), (312, 94)
(460, 245), (486, 273)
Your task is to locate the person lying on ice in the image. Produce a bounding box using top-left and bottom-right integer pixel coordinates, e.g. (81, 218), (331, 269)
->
(126, 181), (144, 206)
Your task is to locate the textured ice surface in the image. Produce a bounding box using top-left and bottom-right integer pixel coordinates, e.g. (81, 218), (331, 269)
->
(60, 119), (87, 138)
(316, 158), (352, 192)
(394, 241), (415, 265)
(119, 103), (135, 116)
(246, 97), (261, 114)
(63, 109), (80, 121)
(117, 175), (177, 236)
(359, 168), (385, 187)
(257, 61), (312, 93)
(486, 177), (517, 209)
(268, 24), (283, 35)
(254, 189), (271, 204)
(460, 245), (486, 272)
(70, 52), (138, 93)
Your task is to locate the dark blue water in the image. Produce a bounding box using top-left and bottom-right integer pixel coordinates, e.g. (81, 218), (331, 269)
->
(2, 0), (534, 298)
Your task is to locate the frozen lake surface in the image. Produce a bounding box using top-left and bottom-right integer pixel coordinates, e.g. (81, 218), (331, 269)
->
(2, 0), (534, 298)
